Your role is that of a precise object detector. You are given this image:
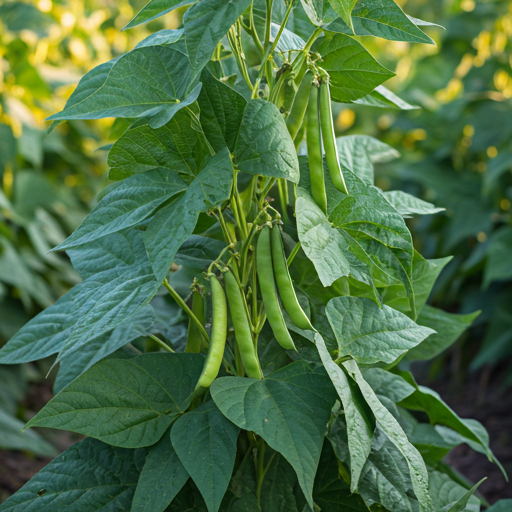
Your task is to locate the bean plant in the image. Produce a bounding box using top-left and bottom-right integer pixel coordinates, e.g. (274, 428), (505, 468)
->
(0, 1), (508, 511)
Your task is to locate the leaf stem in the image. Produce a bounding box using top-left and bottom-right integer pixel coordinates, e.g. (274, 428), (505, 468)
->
(163, 279), (210, 343)
(148, 334), (175, 353)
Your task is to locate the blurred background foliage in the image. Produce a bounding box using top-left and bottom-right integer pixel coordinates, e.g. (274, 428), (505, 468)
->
(0, 0), (511, 491)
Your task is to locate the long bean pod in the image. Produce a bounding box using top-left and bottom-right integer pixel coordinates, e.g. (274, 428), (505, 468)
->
(224, 270), (262, 379)
(256, 227), (296, 351)
(287, 72), (312, 140)
(318, 79), (349, 195)
(195, 276), (227, 390)
(270, 227), (314, 331)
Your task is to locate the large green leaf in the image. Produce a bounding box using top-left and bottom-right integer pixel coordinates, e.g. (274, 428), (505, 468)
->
(314, 33), (394, 102)
(0, 438), (144, 512)
(295, 189), (375, 290)
(211, 361), (337, 508)
(326, 296), (434, 365)
(26, 353), (204, 448)
(54, 170), (187, 250)
(406, 306), (480, 361)
(171, 400), (240, 512)
(234, 99), (300, 183)
(336, 135), (399, 184)
(0, 408), (57, 457)
(58, 229), (160, 359)
(54, 305), (156, 393)
(143, 148), (233, 282)
(0, 285), (81, 364)
(316, 333), (373, 492)
(131, 432), (189, 512)
(125, 0), (195, 29)
(383, 191), (445, 218)
(108, 109), (212, 180)
(327, 0), (434, 44)
(47, 46), (200, 129)
(342, 360), (433, 511)
(398, 372), (507, 478)
(197, 70), (247, 153)
(184, 0), (252, 70)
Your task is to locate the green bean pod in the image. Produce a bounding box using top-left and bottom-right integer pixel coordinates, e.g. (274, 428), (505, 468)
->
(287, 73), (312, 140)
(256, 227), (296, 351)
(224, 270), (262, 379)
(306, 85), (328, 214)
(185, 290), (204, 353)
(318, 79), (349, 195)
(195, 276), (227, 390)
(270, 227), (314, 331)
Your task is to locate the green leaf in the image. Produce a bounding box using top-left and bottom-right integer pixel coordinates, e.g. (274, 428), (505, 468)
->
(361, 367), (415, 403)
(234, 99), (300, 183)
(315, 333), (373, 492)
(328, 0), (359, 33)
(0, 285), (81, 364)
(342, 359), (434, 512)
(487, 500), (512, 512)
(295, 189), (375, 290)
(484, 226), (512, 288)
(326, 296), (434, 365)
(0, 408), (57, 457)
(354, 85), (419, 109)
(383, 191), (445, 218)
(428, 471), (482, 512)
(47, 46), (200, 129)
(270, 22), (307, 52)
(314, 33), (395, 102)
(197, 70), (247, 153)
(131, 432), (189, 512)
(327, 0), (434, 44)
(0, 438), (143, 512)
(143, 148), (233, 282)
(184, 0), (252, 70)
(175, 235), (227, 270)
(54, 170), (187, 250)
(58, 229), (160, 359)
(211, 361), (337, 508)
(406, 306), (480, 361)
(336, 135), (400, 184)
(108, 110), (212, 180)
(300, 0), (339, 27)
(125, 0), (195, 30)
(27, 353), (204, 448)
(54, 305), (156, 393)
(398, 373), (507, 479)
(171, 400), (240, 512)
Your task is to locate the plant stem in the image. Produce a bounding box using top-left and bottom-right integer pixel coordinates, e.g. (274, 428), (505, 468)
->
(227, 25), (253, 90)
(277, 179), (290, 224)
(163, 279), (210, 343)
(148, 334), (175, 353)
(287, 241), (301, 267)
(216, 207), (235, 245)
(258, 178), (276, 208)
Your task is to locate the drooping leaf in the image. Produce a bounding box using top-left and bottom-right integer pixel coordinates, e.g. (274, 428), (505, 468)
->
(327, 0), (434, 44)
(406, 306), (480, 361)
(26, 353), (204, 448)
(143, 147), (233, 282)
(54, 305), (156, 392)
(197, 70), (247, 153)
(0, 285), (81, 364)
(184, 0), (252, 70)
(108, 110), (212, 180)
(54, 170), (187, 250)
(0, 438), (144, 512)
(316, 333), (373, 492)
(125, 0), (195, 30)
(131, 432), (189, 512)
(383, 191), (445, 218)
(47, 46), (201, 129)
(211, 361), (337, 508)
(342, 359), (434, 511)
(171, 400), (240, 512)
(314, 33), (395, 103)
(354, 84), (419, 109)
(0, 409), (57, 457)
(234, 99), (300, 183)
(326, 296), (434, 365)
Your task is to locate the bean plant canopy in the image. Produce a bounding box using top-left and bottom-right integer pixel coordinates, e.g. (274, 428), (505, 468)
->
(0, 1), (507, 511)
